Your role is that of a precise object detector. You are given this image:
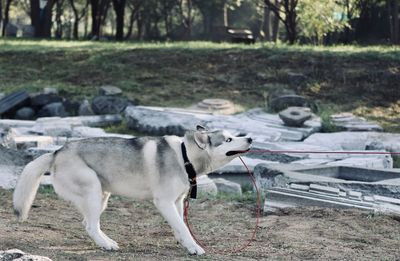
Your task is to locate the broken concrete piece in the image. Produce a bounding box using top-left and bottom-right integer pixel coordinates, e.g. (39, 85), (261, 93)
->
(99, 85), (123, 96)
(78, 99), (95, 116)
(309, 184), (340, 195)
(0, 119), (36, 129)
(197, 176), (218, 196)
(71, 126), (107, 137)
(0, 249), (52, 261)
(125, 106), (321, 142)
(255, 163), (400, 214)
(330, 113), (383, 132)
(92, 96), (130, 115)
(213, 178), (242, 195)
(279, 107), (312, 127)
(0, 91), (30, 117)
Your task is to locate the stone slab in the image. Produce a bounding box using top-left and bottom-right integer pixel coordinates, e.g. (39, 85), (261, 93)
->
(125, 106), (321, 142)
(331, 113), (383, 132)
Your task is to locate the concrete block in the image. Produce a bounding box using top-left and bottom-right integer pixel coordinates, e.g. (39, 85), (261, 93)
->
(289, 183), (309, 191)
(348, 191), (362, 201)
(213, 178), (242, 195)
(373, 195), (400, 205)
(309, 184), (340, 196)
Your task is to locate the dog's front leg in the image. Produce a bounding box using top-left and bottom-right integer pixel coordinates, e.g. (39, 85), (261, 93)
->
(153, 198), (205, 255)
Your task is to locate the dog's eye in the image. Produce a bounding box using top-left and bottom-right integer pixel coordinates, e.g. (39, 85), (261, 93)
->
(226, 138), (232, 142)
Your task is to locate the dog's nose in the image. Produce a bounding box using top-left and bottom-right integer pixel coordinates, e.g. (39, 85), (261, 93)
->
(247, 137), (253, 144)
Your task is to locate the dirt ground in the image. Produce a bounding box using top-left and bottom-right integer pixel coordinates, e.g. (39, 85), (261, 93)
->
(0, 188), (399, 261)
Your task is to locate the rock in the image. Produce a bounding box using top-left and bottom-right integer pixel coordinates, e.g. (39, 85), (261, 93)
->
(91, 96), (131, 115)
(43, 87), (58, 95)
(0, 249), (53, 261)
(278, 107), (312, 127)
(0, 91), (30, 117)
(197, 176), (218, 196)
(71, 126), (107, 137)
(125, 106), (321, 142)
(15, 107), (35, 120)
(268, 94), (318, 113)
(99, 85), (123, 96)
(0, 165), (24, 189)
(31, 93), (63, 109)
(37, 102), (68, 117)
(79, 99), (95, 116)
(0, 93), (5, 100)
(62, 100), (80, 116)
(213, 178), (242, 195)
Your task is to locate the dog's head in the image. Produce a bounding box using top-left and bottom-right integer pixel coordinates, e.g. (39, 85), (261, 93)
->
(184, 125), (252, 170)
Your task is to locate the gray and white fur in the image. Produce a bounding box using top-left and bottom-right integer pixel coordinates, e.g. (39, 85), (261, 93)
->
(13, 125), (252, 255)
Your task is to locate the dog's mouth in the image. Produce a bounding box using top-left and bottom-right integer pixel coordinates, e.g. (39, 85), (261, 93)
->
(226, 149), (250, 157)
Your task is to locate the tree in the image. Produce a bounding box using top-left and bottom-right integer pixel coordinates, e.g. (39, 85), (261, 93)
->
(30, 0), (55, 38)
(1, 0), (13, 37)
(69, 0), (89, 39)
(178, 0), (194, 39)
(90, 0), (111, 39)
(124, 0), (141, 39)
(388, 0), (399, 44)
(264, 0), (298, 44)
(112, 0), (126, 40)
(298, 0), (350, 45)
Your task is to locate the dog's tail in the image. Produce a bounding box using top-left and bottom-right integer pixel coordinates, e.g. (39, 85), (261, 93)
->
(13, 153), (55, 221)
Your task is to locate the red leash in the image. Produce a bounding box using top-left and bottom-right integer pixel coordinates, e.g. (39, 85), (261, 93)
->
(183, 156), (261, 254)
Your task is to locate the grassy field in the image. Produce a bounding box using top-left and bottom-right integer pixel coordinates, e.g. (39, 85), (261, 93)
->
(0, 39), (399, 131)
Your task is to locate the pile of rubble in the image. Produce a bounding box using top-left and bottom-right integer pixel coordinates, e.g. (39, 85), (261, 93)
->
(1, 87), (399, 215)
(0, 86), (135, 120)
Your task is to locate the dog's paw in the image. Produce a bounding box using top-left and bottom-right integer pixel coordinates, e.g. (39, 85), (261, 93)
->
(101, 241), (120, 251)
(187, 245), (205, 255)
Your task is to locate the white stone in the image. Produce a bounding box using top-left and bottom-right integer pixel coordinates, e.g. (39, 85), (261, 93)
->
(327, 156), (392, 169)
(373, 195), (400, 205)
(72, 126), (107, 137)
(0, 165), (23, 189)
(213, 178), (242, 195)
(348, 191), (362, 200)
(309, 184), (340, 195)
(0, 119), (35, 129)
(0, 249), (53, 261)
(197, 176), (218, 196)
(289, 183), (309, 191)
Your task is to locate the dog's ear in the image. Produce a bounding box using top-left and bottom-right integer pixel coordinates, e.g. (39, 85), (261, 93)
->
(196, 125), (208, 132)
(194, 131), (208, 150)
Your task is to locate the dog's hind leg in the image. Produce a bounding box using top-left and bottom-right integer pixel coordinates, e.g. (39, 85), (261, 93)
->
(153, 198), (205, 255)
(52, 162), (119, 251)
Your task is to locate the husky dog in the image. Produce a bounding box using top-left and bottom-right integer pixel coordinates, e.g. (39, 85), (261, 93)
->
(13, 125), (252, 255)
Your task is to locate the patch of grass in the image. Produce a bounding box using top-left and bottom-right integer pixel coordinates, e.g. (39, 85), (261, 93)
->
(393, 156), (400, 168)
(0, 39), (399, 131)
(38, 185), (55, 194)
(318, 104), (344, 133)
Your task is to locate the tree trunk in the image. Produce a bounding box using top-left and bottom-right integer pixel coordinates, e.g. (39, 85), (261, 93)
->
(2, 0), (13, 37)
(262, 4), (271, 41)
(30, 0), (54, 38)
(271, 0), (280, 42)
(0, 1), (3, 36)
(55, 0), (64, 39)
(389, 0), (399, 44)
(112, 0), (126, 41)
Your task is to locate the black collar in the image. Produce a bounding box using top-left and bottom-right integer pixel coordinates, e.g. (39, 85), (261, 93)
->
(181, 142), (197, 199)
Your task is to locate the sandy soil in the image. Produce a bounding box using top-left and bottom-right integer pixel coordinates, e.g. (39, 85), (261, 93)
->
(0, 188), (399, 261)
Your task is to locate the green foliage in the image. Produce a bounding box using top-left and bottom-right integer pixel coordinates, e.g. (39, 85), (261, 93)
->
(298, 0), (350, 44)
